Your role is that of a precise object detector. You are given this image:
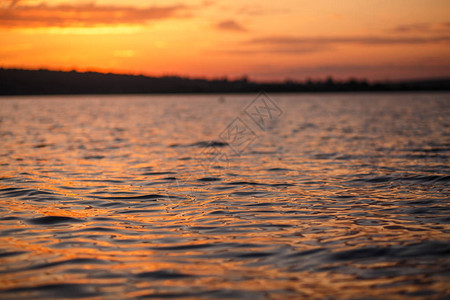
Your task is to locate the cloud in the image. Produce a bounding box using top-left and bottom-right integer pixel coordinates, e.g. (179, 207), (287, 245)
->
(391, 23), (431, 33)
(218, 33), (450, 56)
(215, 19), (246, 32)
(225, 3), (288, 16)
(249, 35), (450, 46)
(391, 22), (450, 34)
(6, 0), (19, 8)
(213, 45), (329, 55)
(0, 2), (190, 28)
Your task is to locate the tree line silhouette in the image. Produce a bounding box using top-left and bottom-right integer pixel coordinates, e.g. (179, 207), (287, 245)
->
(1, 68), (449, 95)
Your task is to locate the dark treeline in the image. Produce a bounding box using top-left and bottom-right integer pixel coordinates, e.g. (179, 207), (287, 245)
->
(1, 68), (449, 95)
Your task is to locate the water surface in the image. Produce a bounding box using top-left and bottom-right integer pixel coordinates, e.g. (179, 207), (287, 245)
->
(0, 93), (449, 299)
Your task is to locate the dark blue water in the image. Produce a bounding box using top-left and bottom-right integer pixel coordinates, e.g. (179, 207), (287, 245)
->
(0, 93), (449, 299)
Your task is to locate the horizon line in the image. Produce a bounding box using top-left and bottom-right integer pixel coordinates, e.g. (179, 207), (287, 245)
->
(2, 67), (450, 85)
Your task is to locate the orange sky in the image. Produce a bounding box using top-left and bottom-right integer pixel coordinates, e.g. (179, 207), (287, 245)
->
(0, 0), (449, 81)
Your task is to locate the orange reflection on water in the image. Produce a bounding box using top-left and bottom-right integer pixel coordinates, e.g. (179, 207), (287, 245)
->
(0, 95), (449, 299)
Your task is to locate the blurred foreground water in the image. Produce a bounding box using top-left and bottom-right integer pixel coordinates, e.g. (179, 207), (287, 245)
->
(0, 93), (449, 299)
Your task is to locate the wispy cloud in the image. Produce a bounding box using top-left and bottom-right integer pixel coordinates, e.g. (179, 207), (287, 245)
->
(249, 35), (450, 46)
(225, 3), (288, 16)
(213, 45), (329, 55)
(391, 23), (431, 33)
(4, 0), (19, 9)
(215, 19), (247, 32)
(391, 22), (450, 34)
(217, 33), (450, 56)
(0, 2), (190, 28)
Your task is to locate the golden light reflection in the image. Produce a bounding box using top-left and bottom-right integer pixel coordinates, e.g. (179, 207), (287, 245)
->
(0, 94), (449, 298)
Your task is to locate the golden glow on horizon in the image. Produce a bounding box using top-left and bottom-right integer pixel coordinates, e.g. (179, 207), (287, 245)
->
(0, 0), (449, 80)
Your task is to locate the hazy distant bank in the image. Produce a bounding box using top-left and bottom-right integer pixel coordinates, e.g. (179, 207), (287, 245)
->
(1, 68), (450, 95)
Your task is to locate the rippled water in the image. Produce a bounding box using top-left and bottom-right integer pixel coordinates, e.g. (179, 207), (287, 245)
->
(0, 93), (449, 299)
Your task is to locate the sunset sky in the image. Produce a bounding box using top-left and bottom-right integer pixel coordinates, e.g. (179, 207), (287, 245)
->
(1, 0), (449, 81)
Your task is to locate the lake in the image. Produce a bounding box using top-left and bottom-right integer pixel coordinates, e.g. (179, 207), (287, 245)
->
(0, 93), (449, 299)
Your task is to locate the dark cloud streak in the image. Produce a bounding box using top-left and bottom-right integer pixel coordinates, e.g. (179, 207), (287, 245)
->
(0, 2), (190, 28)
(215, 19), (247, 32)
(213, 45), (330, 55)
(249, 35), (450, 46)
(219, 34), (450, 56)
(391, 22), (450, 34)
(392, 23), (431, 33)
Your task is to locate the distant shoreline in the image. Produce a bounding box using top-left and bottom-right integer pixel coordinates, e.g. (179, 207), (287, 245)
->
(1, 68), (449, 96)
